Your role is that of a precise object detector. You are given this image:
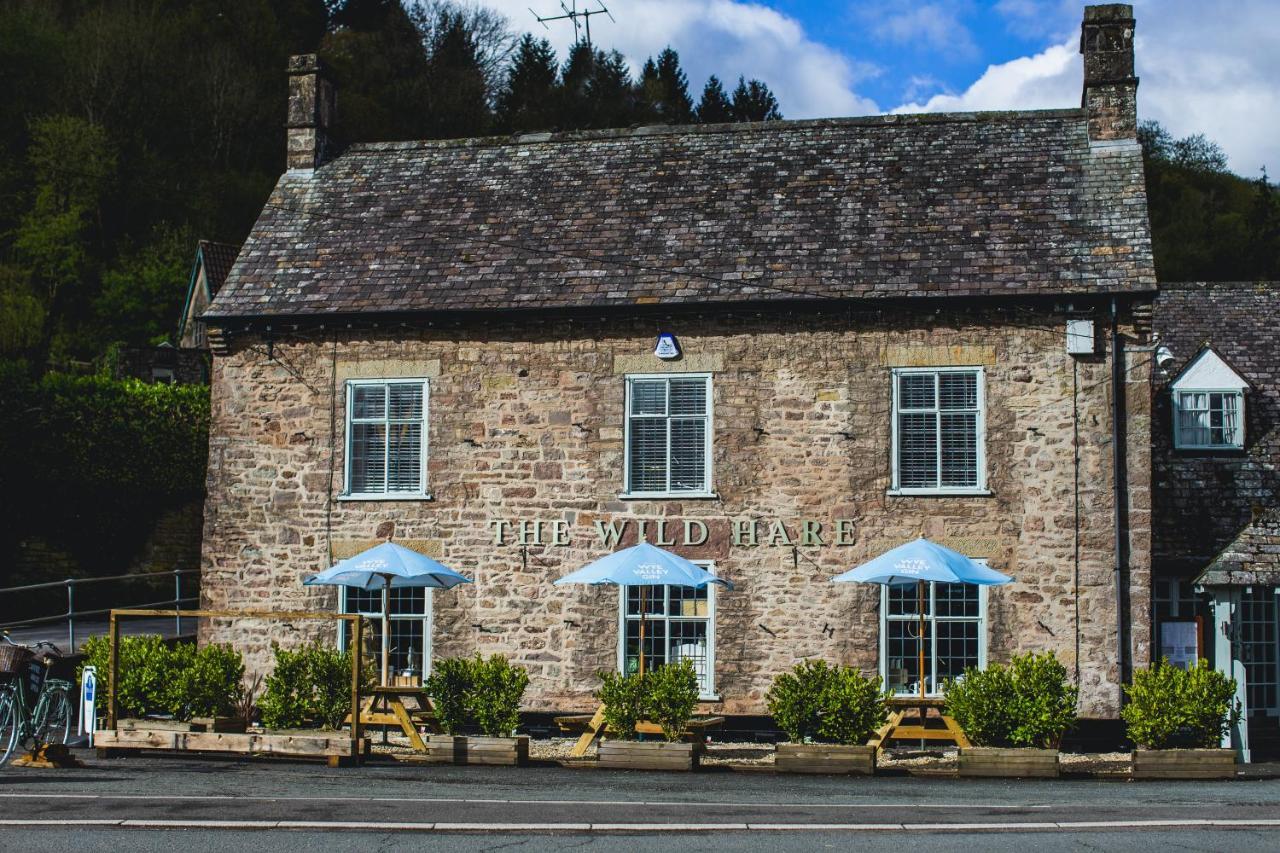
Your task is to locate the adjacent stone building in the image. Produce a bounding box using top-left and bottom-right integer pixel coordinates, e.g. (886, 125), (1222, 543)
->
(1152, 280), (1280, 757)
(199, 5), (1155, 720)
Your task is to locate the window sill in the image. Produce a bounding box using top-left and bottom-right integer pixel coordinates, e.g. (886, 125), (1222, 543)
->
(698, 694), (721, 703)
(886, 488), (991, 497)
(338, 493), (434, 502)
(618, 491), (719, 501)
(1173, 445), (1245, 453)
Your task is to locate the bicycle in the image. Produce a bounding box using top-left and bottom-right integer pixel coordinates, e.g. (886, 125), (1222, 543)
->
(0, 635), (74, 765)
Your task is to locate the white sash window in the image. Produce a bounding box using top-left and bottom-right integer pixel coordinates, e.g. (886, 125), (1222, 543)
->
(880, 581), (987, 697)
(623, 374), (713, 497)
(891, 367), (986, 494)
(1174, 390), (1243, 449)
(343, 379), (429, 499)
(618, 563), (717, 698)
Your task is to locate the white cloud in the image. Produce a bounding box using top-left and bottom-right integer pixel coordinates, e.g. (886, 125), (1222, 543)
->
(861, 1), (979, 59)
(482, 0), (880, 118)
(894, 0), (1280, 175)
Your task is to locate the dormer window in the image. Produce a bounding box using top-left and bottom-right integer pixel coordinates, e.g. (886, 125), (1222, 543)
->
(1169, 348), (1248, 451)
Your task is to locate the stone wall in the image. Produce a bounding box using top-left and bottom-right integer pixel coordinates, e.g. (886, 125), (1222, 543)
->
(201, 301), (1151, 717)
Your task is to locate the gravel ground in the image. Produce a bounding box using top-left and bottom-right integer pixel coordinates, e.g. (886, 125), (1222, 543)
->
(370, 732), (1132, 774)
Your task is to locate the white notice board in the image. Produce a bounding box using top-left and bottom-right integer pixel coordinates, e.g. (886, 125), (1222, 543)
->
(1159, 619), (1202, 670)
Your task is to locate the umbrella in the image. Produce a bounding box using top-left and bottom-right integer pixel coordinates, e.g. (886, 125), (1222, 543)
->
(305, 541), (472, 685)
(832, 537), (1012, 698)
(555, 542), (732, 676)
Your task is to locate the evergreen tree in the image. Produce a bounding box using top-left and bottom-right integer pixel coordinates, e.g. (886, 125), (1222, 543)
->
(557, 40), (596, 127)
(587, 49), (638, 129)
(495, 34), (559, 133)
(730, 76), (782, 122)
(423, 10), (490, 138)
(695, 75), (733, 124)
(637, 47), (693, 125)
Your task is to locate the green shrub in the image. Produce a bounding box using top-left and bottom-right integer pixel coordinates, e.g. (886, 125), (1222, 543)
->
(646, 659), (700, 742)
(766, 659), (835, 743)
(766, 660), (888, 745)
(79, 635), (243, 721)
(942, 664), (1016, 747)
(1007, 652), (1078, 749)
(597, 671), (647, 741)
(80, 634), (176, 719)
(259, 642), (372, 730)
(470, 655), (529, 737)
(945, 652), (1077, 748)
(424, 657), (475, 735)
(819, 667), (889, 745)
(1122, 658), (1238, 749)
(170, 643), (245, 720)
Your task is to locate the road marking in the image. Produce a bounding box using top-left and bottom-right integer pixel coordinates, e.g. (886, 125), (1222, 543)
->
(0, 792), (1052, 810)
(0, 818), (1278, 833)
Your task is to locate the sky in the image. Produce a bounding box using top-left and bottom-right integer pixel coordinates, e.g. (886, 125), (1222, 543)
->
(481, 0), (1278, 177)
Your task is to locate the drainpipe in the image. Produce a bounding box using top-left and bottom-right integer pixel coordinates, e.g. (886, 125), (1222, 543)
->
(1110, 297), (1130, 707)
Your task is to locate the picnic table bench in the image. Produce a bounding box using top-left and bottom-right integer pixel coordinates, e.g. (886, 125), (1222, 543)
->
(343, 685), (442, 753)
(555, 708), (726, 757)
(866, 696), (970, 757)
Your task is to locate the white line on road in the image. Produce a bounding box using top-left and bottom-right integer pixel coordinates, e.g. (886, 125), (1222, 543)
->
(0, 792), (1053, 810)
(0, 818), (1278, 833)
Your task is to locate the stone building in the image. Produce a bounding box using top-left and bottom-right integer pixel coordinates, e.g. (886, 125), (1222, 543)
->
(199, 4), (1154, 720)
(1152, 281), (1280, 758)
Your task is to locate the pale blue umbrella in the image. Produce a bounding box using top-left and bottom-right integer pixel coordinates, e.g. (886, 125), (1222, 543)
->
(555, 542), (732, 676)
(305, 541), (471, 684)
(833, 537), (1012, 698)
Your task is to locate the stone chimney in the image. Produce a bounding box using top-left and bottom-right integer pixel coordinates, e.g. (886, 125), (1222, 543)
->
(287, 54), (335, 170)
(1080, 4), (1138, 141)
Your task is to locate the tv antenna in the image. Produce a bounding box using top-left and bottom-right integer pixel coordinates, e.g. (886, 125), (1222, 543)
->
(530, 1), (615, 47)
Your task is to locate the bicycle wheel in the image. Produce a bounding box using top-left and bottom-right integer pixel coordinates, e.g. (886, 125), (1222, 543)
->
(0, 685), (19, 765)
(32, 682), (73, 748)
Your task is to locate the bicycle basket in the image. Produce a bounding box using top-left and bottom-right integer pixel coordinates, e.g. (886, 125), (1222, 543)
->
(0, 643), (32, 676)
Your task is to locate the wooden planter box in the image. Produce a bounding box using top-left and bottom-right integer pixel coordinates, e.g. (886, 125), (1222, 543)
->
(423, 735), (529, 766)
(598, 740), (702, 771)
(958, 747), (1059, 778)
(1131, 748), (1236, 780)
(775, 743), (876, 775)
(96, 727), (367, 766)
(120, 717), (245, 734)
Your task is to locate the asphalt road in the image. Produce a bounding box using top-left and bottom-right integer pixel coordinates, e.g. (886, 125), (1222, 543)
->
(2, 752), (1278, 851)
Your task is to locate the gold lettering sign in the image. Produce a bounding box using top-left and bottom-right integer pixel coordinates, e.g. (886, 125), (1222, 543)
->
(489, 517), (856, 548)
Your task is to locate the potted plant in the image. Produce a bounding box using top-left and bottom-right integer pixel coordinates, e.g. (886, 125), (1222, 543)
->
(597, 660), (702, 771)
(1123, 658), (1238, 779)
(425, 655), (530, 766)
(948, 652), (1075, 778)
(767, 660), (885, 774)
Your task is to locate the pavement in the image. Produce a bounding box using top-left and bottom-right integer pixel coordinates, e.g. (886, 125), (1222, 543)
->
(2, 750), (1279, 851)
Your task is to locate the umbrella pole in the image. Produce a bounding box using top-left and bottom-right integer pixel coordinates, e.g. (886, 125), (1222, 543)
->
(917, 580), (926, 699)
(381, 582), (391, 687)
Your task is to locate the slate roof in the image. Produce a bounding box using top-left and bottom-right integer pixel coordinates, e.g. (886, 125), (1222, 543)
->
(198, 240), (240, 297)
(1197, 508), (1280, 586)
(1152, 281), (1280, 581)
(206, 110), (1155, 320)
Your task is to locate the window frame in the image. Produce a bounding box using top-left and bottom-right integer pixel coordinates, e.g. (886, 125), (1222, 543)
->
(616, 561), (718, 700)
(1172, 387), (1245, 451)
(878, 581), (988, 699)
(341, 377), (431, 501)
(621, 372), (715, 499)
(337, 586), (434, 677)
(888, 366), (988, 496)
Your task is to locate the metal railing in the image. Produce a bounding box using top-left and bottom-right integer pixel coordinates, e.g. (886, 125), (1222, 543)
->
(0, 569), (199, 652)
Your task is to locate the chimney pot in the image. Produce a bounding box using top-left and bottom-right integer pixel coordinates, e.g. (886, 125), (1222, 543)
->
(1080, 4), (1138, 141)
(287, 54), (335, 170)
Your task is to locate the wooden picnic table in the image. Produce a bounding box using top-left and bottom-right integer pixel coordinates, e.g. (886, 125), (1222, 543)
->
(344, 685), (441, 753)
(556, 708), (726, 757)
(866, 696), (970, 756)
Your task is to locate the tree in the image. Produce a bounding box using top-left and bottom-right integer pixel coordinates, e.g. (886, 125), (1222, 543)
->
(93, 226), (194, 349)
(730, 76), (782, 122)
(423, 9), (491, 138)
(695, 75), (733, 124)
(637, 47), (693, 125)
(495, 34), (559, 133)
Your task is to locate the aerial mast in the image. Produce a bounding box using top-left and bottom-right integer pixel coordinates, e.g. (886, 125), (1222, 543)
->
(529, 1), (615, 47)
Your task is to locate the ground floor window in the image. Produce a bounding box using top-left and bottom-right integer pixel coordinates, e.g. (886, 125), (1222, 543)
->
(338, 587), (432, 678)
(880, 582), (985, 696)
(1240, 588), (1278, 716)
(619, 566), (716, 698)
